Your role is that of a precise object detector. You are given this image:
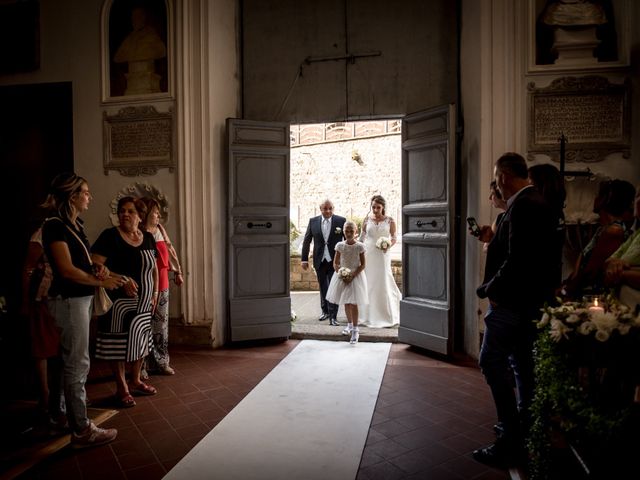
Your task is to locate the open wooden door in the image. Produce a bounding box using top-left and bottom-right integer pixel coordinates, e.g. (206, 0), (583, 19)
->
(398, 105), (456, 355)
(227, 119), (291, 341)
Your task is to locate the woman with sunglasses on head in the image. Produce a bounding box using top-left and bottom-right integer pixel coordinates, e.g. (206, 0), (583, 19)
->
(42, 172), (121, 448)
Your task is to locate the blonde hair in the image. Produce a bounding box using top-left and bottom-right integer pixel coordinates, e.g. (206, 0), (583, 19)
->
(344, 220), (357, 231)
(41, 172), (87, 221)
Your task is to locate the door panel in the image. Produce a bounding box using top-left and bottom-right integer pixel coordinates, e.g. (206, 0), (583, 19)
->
(404, 243), (447, 300)
(228, 119), (291, 342)
(399, 105), (455, 355)
(407, 145), (447, 202)
(234, 244), (288, 297)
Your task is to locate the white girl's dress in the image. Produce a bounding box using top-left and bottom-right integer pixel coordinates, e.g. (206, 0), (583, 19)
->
(326, 241), (369, 306)
(359, 216), (401, 327)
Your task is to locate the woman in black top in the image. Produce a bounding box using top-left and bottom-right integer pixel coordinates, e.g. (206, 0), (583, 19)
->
(92, 197), (158, 408)
(42, 172), (121, 448)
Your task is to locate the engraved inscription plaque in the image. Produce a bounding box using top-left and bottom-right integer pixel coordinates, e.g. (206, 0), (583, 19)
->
(528, 76), (630, 163)
(103, 105), (174, 175)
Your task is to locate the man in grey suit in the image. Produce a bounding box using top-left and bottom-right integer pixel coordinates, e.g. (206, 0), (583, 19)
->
(301, 199), (346, 326)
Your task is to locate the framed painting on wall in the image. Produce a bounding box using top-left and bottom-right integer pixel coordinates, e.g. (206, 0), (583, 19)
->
(527, 0), (630, 73)
(100, 0), (173, 103)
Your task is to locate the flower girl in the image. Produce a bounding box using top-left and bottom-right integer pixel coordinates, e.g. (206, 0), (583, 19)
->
(326, 221), (368, 344)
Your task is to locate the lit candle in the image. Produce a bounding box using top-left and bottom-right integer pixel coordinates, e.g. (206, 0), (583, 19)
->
(588, 297), (604, 314)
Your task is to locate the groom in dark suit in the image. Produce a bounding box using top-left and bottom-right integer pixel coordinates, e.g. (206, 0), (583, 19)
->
(301, 199), (346, 326)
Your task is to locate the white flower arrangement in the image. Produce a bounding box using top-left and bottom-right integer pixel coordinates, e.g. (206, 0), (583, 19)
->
(335, 227), (342, 235)
(538, 296), (640, 343)
(338, 267), (352, 281)
(376, 236), (391, 250)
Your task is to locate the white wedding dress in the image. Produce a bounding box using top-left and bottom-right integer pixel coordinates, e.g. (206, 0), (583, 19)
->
(359, 216), (401, 328)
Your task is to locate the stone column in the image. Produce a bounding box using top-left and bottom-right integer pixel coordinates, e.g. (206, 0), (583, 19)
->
(175, 0), (239, 346)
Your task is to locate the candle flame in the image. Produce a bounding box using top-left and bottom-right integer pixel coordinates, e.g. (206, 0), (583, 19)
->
(594, 298), (599, 307)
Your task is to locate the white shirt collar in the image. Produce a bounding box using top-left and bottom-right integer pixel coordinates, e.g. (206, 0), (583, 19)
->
(506, 184), (533, 208)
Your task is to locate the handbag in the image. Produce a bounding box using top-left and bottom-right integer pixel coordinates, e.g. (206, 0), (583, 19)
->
(93, 285), (113, 316)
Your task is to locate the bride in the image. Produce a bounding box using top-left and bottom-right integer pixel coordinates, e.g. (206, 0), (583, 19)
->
(359, 195), (401, 328)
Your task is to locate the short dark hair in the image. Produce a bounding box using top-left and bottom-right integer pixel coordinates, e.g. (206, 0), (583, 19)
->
(117, 196), (137, 214)
(528, 163), (566, 214)
(495, 152), (528, 180)
(598, 179), (635, 216)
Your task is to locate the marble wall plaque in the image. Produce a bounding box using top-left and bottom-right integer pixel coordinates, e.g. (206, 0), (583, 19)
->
(527, 76), (630, 162)
(103, 105), (174, 175)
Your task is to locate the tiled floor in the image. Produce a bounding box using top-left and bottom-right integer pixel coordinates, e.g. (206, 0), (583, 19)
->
(13, 341), (507, 480)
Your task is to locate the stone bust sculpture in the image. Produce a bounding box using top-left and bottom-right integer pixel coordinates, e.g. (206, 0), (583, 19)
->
(113, 7), (167, 95)
(114, 7), (166, 63)
(542, 0), (607, 27)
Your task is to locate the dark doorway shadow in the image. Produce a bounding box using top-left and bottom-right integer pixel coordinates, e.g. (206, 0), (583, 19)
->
(0, 82), (73, 402)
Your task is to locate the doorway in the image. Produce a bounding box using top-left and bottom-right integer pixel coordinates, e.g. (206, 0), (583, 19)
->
(227, 106), (457, 354)
(288, 120), (402, 341)
(0, 82), (74, 399)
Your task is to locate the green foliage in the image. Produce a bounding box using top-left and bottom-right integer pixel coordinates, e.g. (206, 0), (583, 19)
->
(527, 328), (635, 479)
(349, 215), (365, 233)
(290, 220), (300, 243)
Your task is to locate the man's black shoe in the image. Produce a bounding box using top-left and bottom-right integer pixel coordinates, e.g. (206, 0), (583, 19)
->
(493, 422), (505, 437)
(472, 442), (522, 469)
(318, 313), (329, 321)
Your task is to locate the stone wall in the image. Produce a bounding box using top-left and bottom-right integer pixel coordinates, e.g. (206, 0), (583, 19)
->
(290, 132), (402, 247)
(290, 256), (403, 291)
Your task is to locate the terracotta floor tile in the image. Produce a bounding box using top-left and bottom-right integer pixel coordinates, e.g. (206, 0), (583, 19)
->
(174, 422), (210, 443)
(135, 418), (173, 436)
(387, 447), (437, 474)
(116, 447), (158, 471)
(123, 463), (166, 480)
(392, 424), (457, 450)
(146, 432), (191, 459)
(372, 419), (415, 438)
(7, 341), (504, 480)
(440, 454), (501, 479)
(364, 438), (411, 461)
(358, 459), (408, 480)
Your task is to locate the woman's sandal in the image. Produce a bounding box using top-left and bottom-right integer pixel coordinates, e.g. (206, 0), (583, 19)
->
(130, 382), (158, 396)
(116, 393), (136, 408)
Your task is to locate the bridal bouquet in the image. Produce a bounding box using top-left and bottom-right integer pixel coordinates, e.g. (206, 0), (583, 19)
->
(338, 267), (352, 281)
(376, 236), (391, 250)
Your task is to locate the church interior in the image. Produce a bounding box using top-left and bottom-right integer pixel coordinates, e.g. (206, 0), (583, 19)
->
(1, 0), (639, 478)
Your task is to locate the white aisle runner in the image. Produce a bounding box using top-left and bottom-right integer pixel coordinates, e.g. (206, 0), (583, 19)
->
(165, 340), (391, 480)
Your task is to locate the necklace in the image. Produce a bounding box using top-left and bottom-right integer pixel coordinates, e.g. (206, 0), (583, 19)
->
(120, 227), (141, 242)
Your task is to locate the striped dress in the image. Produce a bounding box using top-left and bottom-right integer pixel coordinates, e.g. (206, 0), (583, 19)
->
(92, 227), (157, 362)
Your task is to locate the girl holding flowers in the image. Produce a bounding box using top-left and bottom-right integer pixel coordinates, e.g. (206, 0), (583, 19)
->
(326, 221), (368, 344)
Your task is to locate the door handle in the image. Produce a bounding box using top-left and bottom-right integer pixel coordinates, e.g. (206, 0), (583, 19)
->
(416, 220), (437, 228)
(247, 222), (273, 229)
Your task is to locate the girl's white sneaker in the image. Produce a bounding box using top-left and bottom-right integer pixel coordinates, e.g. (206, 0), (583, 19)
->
(350, 330), (359, 344)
